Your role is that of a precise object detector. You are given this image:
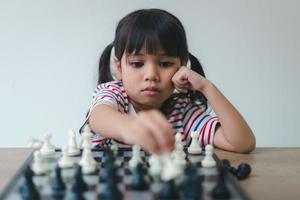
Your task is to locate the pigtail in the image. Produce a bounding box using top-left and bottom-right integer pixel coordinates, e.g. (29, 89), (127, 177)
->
(188, 53), (208, 110)
(98, 43), (114, 84)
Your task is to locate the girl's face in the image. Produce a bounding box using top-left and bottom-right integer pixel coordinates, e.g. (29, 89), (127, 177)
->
(114, 47), (181, 112)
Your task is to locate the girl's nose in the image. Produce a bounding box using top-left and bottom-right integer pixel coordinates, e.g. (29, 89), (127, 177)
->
(144, 64), (159, 82)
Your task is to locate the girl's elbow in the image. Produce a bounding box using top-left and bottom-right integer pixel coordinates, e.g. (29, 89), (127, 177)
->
(238, 135), (256, 154)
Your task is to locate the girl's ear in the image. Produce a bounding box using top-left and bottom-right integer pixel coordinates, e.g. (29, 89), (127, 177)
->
(113, 57), (122, 80)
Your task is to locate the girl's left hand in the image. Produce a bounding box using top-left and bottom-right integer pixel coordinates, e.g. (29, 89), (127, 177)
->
(172, 66), (208, 93)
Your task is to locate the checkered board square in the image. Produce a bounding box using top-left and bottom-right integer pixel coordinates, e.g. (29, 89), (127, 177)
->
(0, 147), (251, 200)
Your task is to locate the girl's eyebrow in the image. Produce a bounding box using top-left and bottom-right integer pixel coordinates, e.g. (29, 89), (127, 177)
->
(129, 53), (170, 57)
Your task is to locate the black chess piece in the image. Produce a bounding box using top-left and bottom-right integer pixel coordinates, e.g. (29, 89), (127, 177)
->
(101, 166), (123, 200)
(221, 159), (251, 180)
(183, 163), (203, 200)
(19, 166), (40, 200)
(211, 166), (231, 199)
(220, 159), (231, 170)
(71, 166), (88, 193)
(160, 179), (179, 200)
(131, 163), (148, 190)
(99, 150), (117, 183)
(51, 165), (66, 199)
(236, 163), (251, 180)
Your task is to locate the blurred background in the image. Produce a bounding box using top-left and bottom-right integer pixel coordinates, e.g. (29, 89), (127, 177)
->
(0, 0), (299, 147)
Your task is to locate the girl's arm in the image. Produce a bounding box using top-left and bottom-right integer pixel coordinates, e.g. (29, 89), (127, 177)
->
(89, 104), (175, 154)
(172, 67), (256, 153)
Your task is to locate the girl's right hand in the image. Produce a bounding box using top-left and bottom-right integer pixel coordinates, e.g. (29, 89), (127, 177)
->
(121, 110), (175, 154)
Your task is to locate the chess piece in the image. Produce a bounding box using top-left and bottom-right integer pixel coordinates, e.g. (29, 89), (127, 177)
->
(32, 150), (47, 175)
(71, 166), (88, 193)
(183, 163), (203, 200)
(236, 163), (251, 180)
(81, 125), (92, 149)
(131, 163), (148, 190)
(172, 133), (186, 157)
(99, 150), (117, 183)
(111, 144), (119, 156)
(40, 132), (55, 156)
(51, 165), (66, 199)
(101, 168), (123, 200)
(79, 147), (97, 174)
(148, 154), (162, 182)
(211, 166), (231, 199)
(161, 155), (182, 181)
(129, 145), (142, 172)
(187, 131), (202, 154)
(159, 179), (179, 200)
(67, 129), (80, 156)
(201, 144), (216, 168)
(19, 166), (40, 200)
(58, 145), (75, 168)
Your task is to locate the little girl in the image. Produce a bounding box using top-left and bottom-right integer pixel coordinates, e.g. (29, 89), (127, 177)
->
(81, 8), (256, 154)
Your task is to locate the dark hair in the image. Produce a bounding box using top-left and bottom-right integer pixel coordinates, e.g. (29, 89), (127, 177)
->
(98, 8), (207, 114)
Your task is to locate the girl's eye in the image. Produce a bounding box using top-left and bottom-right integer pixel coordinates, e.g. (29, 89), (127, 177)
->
(129, 62), (144, 68)
(160, 62), (174, 68)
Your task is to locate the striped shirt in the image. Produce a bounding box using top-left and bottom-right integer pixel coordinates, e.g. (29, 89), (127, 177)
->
(82, 81), (220, 148)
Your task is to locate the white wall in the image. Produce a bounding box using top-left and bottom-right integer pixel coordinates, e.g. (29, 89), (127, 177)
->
(0, 0), (299, 147)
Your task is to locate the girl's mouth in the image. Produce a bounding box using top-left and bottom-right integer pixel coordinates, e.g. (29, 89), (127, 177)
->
(142, 87), (160, 96)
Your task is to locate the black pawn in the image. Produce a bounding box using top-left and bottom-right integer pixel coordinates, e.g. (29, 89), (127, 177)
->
(160, 179), (179, 200)
(131, 163), (148, 190)
(51, 165), (66, 199)
(19, 166), (40, 200)
(211, 167), (231, 199)
(101, 169), (122, 200)
(236, 163), (251, 180)
(71, 166), (88, 193)
(183, 163), (203, 200)
(99, 150), (117, 183)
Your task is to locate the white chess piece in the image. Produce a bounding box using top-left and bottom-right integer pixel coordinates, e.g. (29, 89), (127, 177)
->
(129, 145), (142, 172)
(58, 145), (75, 168)
(79, 147), (97, 174)
(187, 131), (202, 154)
(161, 154), (182, 181)
(201, 144), (216, 168)
(40, 132), (55, 156)
(172, 133), (186, 158)
(32, 150), (47, 175)
(67, 129), (80, 156)
(81, 127), (92, 149)
(148, 154), (162, 181)
(111, 144), (119, 156)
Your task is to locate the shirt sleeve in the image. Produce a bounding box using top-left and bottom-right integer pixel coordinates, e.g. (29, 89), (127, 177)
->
(182, 104), (220, 147)
(80, 81), (127, 147)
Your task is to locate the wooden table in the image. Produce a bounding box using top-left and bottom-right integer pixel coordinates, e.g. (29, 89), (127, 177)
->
(0, 148), (300, 200)
(215, 148), (300, 200)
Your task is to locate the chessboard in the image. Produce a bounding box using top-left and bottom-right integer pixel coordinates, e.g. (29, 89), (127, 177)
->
(0, 147), (251, 200)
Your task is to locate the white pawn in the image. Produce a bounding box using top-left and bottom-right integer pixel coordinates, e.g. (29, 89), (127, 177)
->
(40, 132), (55, 156)
(129, 145), (142, 172)
(79, 147), (97, 174)
(201, 144), (216, 168)
(81, 126), (92, 149)
(148, 154), (162, 181)
(67, 129), (80, 156)
(32, 150), (47, 175)
(161, 155), (182, 181)
(58, 145), (75, 168)
(172, 132), (186, 159)
(111, 144), (119, 156)
(187, 131), (202, 154)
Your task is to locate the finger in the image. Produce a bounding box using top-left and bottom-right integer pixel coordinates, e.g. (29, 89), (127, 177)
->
(138, 111), (175, 153)
(133, 123), (161, 154)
